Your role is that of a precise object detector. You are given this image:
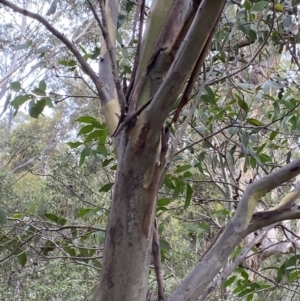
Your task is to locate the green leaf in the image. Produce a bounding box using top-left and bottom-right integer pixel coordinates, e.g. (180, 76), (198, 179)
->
(84, 130), (104, 143)
(252, 1), (268, 12)
(160, 239), (171, 251)
(45, 98), (54, 108)
(269, 131), (278, 140)
(172, 178), (182, 199)
(198, 223), (210, 230)
(99, 183), (114, 193)
(10, 81), (22, 92)
(58, 217), (67, 225)
(157, 198), (171, 207)
(259, 153), (272, 163)
(42, 240), (56, 255)
(59, 60), (69, 66)
(102, 158), (114, 167)
(78, 125), (94, 135)
(0, 206), (8, 225)
(248, 29), (257, 42)
(184, 183), (193, 208)
(247, 118), (261, 126)
(238, 99), (249, 112)
(63, 246), (76, 257)
(29, 98), (47, 118)
(91, 46), (100, 60)
(67, 141), (82, 148)
(77, 208), (96, 218)
(76, 116), (101, 125)
(123, 65), (132, 74)
(68, 60), (77, 66)
(98, 144), (108, 157)
(79, 149), (87, 167)
(163, 176), (175, 189)
(18, 252), (27, 267)
(223, 275), (236, 288)
(44, 213), (59, 223)
(175, 165), (191, 173)
(11, 94), (32, 108)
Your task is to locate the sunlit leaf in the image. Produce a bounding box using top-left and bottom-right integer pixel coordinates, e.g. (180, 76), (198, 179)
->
(247, 118), (261, 126)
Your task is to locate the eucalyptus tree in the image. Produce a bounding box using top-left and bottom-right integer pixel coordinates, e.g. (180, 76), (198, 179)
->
(2, 1), (300, 301)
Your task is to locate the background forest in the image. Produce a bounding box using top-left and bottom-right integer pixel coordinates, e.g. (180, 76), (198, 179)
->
(2, 0), (300, 300)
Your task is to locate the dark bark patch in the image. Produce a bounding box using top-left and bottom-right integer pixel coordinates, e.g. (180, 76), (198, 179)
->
(133, 122), (149, 152)
(291, 166), (300, 172)
(109, 218), (123, 248)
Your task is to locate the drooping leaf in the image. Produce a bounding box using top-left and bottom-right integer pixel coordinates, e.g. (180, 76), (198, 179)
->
(79, 149), (88, 167)
(18, 252), (27, 267)
(184, 183), (193, 208)
(0, 207), (8, 225)
(29, 98), (47, 118)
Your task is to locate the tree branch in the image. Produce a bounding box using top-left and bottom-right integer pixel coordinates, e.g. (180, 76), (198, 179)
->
(0, 0), (109, 102)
